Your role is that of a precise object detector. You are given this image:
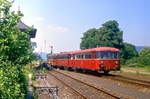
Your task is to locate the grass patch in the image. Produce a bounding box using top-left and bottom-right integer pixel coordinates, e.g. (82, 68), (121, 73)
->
(123, 71), (149, 76)
(112, 66), (150, 77)
(32, 80), (39, 85)
(122, 65), (150, 72)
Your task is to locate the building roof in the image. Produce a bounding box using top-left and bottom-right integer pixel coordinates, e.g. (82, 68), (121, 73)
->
(17, 21), (37, 38)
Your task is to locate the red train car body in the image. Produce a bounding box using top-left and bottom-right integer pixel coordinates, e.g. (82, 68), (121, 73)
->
(47, 47), (120, 73)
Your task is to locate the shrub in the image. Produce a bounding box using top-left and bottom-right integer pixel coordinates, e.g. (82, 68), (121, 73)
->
(0, 59), (27, 98)
(125, 47), (150, 67)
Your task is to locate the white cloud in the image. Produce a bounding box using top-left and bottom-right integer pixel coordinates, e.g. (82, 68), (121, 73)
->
(47, 25), (69, 32)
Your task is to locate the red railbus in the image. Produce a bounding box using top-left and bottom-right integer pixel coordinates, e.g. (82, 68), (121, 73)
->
(47, 47), (120, 73)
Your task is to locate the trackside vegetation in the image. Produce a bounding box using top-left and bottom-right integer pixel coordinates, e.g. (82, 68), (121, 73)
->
(0, 0), (35, 98)
(125, 47), (150, 69)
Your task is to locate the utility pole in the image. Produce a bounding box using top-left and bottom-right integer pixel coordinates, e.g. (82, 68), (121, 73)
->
(50, 46), (53, 55)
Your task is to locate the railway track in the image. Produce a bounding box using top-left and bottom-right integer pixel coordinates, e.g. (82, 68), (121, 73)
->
(104, 74), (150, 88)
(48, 71), (86, 99)
(48, 70), (121, 99)
(69, 70), (150, 88)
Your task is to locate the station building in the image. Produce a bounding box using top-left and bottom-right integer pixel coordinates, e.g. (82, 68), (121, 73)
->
(17, 21), (37, 47)
(17, 21), (37, 39)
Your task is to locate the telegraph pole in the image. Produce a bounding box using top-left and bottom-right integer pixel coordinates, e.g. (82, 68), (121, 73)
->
(50, 46), (53, 55)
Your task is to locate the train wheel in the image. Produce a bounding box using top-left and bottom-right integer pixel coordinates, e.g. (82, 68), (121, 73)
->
(73, 68), (77, 72)
(104, 70), (109, 74)
(76, 68), (82, 72)
(82, 69), (86, 73)
(64, 67), (68, 71)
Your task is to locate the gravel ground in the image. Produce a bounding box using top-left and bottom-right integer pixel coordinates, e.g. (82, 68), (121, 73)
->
(34, 76), (53, 99)
(57, 69), (150, 99)
(49, 71), (116, 99)
(34, 79), (52, 99)
(46, 72), (85, 99)
(34, 72), (84, 99)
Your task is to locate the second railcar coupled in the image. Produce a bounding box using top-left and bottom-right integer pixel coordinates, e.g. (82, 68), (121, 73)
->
(47, 47), (120, 73)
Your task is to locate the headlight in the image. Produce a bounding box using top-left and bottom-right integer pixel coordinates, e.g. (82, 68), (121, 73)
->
(101, 64), (104, 67)
(115, 61), (118, 64)
(101, 61), (104, 64)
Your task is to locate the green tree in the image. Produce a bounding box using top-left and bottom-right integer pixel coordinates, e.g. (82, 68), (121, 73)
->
(126, 47), (150, 67)
(98, 20), (123, 49)
(0, 0), (34, 65)
(138, 47), (150, 65)
(0, 0), (35, 98)
(80, 20), (123, 49)
(139, 47), (150, 57)
(80, 28), (98, 49)
(122, 42), (138, 60)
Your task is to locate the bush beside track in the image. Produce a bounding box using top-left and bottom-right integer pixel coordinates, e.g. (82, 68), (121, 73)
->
(0, 0), (36, 98)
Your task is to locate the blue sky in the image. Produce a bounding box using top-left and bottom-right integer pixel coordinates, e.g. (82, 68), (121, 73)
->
(12, 0), (150, 53)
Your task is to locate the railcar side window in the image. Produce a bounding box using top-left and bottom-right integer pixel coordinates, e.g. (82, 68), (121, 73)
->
(85, 53), (92, 59)
(55, 54), (70, 59)
(71, 54), (75, 59)
(74, 53), (92, 59)
(75, 54), (84, 59)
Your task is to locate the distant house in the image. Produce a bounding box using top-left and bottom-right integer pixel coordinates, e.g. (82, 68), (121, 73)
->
(17, 21), (37, 39)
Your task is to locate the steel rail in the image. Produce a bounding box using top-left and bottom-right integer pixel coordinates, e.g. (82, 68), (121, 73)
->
(106, 74), (150, 88)
(47, 72), (87, 99)
(51, 70), (121, 99)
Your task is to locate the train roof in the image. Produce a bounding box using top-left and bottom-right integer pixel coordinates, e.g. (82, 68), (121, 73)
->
(71, 47), (120, 54)
(48, 47), (120, 56)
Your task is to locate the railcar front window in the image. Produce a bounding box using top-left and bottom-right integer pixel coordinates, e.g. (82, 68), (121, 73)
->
(96, 51), (119, 59)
